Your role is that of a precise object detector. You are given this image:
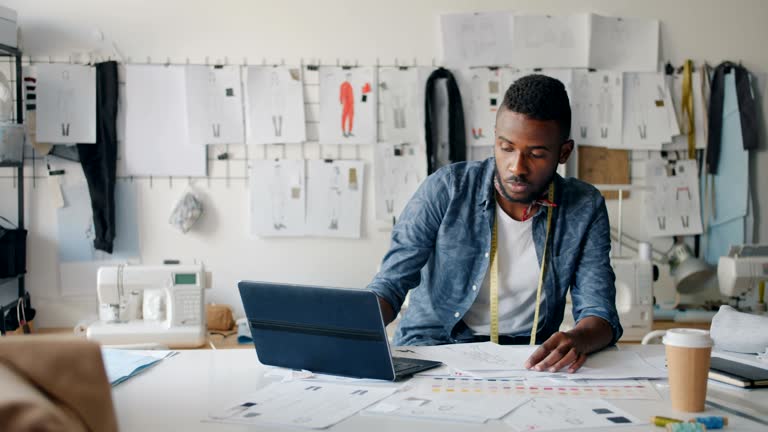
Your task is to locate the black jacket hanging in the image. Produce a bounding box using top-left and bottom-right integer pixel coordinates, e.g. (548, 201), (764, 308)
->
(706, 62), (758, 175)
(424, 67), (466, 174)
(77, 61), (119, 254)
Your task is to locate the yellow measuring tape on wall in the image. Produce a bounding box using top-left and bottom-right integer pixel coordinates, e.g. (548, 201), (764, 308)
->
(682, 59), (696, 159)
(490, 182), (555, 345)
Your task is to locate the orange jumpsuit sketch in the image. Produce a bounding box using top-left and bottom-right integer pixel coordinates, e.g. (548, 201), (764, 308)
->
(340, 76), (354, 137)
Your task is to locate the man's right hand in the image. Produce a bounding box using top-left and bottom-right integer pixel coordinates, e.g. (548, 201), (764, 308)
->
(377, 296), (395, 325)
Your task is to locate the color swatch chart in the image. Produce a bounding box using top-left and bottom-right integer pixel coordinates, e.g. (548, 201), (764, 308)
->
(428, 377), (660, 400)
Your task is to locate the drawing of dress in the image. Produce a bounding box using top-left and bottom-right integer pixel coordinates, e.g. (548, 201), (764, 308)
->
(208, 70), (223, 139)
(340, 76), (354, 137)
(270, 163), (287, 230)
(327, 166), (343, 230)
(270, 71), (285, 138)
(470, 74), (486, 140)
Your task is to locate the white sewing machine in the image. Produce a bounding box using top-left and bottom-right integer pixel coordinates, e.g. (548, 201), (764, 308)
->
(718, 244), (768, 312)
(613, 257), (654, 341)
(86, 264), (209, 348)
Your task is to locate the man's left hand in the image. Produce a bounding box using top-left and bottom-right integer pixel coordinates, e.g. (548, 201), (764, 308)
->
(524, 331), (587, 373)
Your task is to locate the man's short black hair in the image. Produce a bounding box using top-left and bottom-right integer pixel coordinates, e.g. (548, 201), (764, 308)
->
(499, 74), (571, 141)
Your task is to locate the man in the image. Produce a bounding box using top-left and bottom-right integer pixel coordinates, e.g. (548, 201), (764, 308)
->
(368, 74), (622, 373)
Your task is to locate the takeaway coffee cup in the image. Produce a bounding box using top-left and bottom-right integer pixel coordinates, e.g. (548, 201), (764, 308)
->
(662, 328), (713, 412)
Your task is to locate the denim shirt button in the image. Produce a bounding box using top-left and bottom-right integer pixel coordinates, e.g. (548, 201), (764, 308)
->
(454, 312), (460, 318)
(484, 252), (489, 258)
(472, 285), (477, 291)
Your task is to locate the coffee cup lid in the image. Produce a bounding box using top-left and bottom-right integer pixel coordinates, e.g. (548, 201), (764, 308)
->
(662, 328), (713, 348)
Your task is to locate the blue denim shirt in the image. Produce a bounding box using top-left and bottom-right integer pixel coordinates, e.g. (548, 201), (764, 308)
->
(368, 158), (623, 346)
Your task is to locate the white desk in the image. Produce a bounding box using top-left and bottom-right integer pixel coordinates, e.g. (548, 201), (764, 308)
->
(112, 345), (768, 431)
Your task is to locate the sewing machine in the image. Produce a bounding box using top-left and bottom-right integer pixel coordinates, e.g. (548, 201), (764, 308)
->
(718, 244), (768, 312)
(613, 257), (654, 340)
(86, 264), (209, 348)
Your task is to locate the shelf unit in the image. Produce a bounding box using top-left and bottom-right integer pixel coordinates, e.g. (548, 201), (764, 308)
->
(0, 42), (27, 335)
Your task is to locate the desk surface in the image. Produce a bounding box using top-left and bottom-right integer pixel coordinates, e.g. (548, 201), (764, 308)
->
(112, 345), (768, 432)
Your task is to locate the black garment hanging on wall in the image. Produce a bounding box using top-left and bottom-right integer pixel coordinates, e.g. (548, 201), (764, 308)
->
(706, 62), (759, 175)
(77, 61), (118, 253)
(424, 67), (466, 174)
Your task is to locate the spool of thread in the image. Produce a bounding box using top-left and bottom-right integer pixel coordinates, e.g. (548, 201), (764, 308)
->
(653, 416), (684, 427)
(638, 241), (652, 261)
(667, 423), (706, 432)
(690, 416), (728, 429)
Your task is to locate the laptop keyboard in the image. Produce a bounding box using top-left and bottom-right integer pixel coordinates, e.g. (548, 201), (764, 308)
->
(392, 357), (437, 373)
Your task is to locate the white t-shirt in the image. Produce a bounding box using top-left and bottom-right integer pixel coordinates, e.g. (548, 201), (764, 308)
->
(464, 203), (545, 335)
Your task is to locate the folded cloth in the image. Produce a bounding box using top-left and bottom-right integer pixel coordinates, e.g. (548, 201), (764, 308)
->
(711, 305), (768, 354)
(0, 337), (118, 432)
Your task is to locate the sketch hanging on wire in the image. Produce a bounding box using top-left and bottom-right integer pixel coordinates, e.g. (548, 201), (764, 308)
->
(456, 68), (505, 147)
(571, 70), (623, 148)
(318, 66), (377, 144)
(124, 65), (207, 176)
(186, 65), (245, 145)
(250, 159), (306, 237)
(511, 13), (591, 69)
(440, 12), (515, 67)
(35, 64), (97, 144)
(246, 66), (307, 145)
(621, 72), (679, 150)
(644, 158), (703, 237)
(306, 160), (365, 238)
(378, 67), (432, 146)
(374, 143), (426, 223)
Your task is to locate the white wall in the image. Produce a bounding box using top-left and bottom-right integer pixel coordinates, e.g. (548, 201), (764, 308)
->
(1, 0), (767, 327)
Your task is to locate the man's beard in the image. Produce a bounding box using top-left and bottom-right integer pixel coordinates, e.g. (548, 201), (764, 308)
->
(494, 167), (555, 204)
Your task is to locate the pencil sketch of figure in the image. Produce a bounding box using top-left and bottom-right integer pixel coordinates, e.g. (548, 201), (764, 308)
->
(270, 163), (287, 230)
(340, 73), (355, 138)
(328, 166), (343, 230)
(58, 70), (73, 137)
(598, 74), (613, 139)
(270, 70), (285, 138)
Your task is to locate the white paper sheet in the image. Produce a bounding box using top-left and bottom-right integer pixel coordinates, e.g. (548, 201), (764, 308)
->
(378, 67), (430, 145)
(246, 66), (307, 145)
(394, 343), (537, 372)
(503, 398), (645, 431)
(35, 64), (96, 143)
(124, 65), (206, 176)
(374, 142), (426, 223)
(393, 343), (667, 380)
(440, 12), (515, 67)
(364, 377), (529, 423)
(644, 158), (704, 237)
(571, 70), (623, 147)
(511, 14), (591, 69)
(456, 68), (505, 147)
(589, 14), (660, 72)
(318, 67), (376, 144)
(306, 160), (364, 238)
(249, 159), (306, 237)
(621, 72), (679, 150)
(185, 65), (245, 145)
(208, 381), (397, 429)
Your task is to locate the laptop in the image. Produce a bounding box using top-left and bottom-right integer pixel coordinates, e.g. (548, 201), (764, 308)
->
(237, 281), (442, 381)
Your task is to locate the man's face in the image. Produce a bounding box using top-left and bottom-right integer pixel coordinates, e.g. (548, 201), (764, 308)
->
(494, 109), (574, 204)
